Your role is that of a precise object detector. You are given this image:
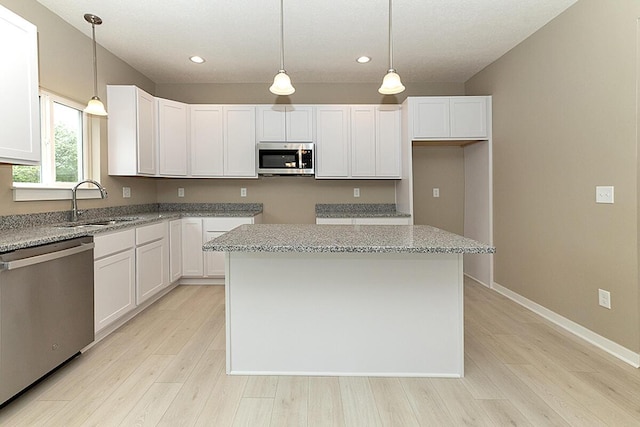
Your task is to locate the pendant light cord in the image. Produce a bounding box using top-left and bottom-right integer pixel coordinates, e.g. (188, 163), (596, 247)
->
(279, 0), (285, 71)
(388, 0), (394, 71)
(91, 22), (98, 97)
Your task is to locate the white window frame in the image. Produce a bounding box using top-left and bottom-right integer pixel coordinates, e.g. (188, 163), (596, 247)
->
(12, 89), (103, 202)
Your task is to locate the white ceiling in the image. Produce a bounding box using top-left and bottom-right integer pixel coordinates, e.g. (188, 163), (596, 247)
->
(36, 0), (577, 85)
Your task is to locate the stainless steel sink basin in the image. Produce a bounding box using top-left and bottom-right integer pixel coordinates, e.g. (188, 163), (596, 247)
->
(55, 217), (141, 229)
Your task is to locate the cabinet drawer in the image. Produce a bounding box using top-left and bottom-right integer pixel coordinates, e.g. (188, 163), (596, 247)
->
(136, 221), (167, 245)
(94, 229), (135, 259)
(202, 217), (253, 232)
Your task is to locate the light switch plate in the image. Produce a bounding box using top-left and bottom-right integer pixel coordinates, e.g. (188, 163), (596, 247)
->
(596, 186), (614, 204)
(354, 188), (360, 198)
(178, 187), (185, 198)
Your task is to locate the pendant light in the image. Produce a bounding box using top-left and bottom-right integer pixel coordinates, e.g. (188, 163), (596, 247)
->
(269, 0), (295, 95)
(378, 0), (405, 95)
(84, 13), (108, 116)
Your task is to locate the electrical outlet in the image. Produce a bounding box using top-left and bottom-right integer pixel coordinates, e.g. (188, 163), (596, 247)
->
(433, 188), (440, 198)
(596, 186), (614, 204)
(241, 187), (247, 197)
(354, 188), (360, 198)
(122, 187), (131, 198)
(178, 187), (185, 198)
(598, 289), (611, 309)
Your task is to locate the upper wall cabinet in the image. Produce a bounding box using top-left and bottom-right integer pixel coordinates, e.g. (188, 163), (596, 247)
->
(189, 104), (224, 177)
(257, 106), (313, 142)
(0, 6), (40, 165)
(409, 96), (488, 140)
(315, 106), (350, 178)
(223, 106), (257, 178)
(108, 85), (157, 176)
(351, 106), (401, 179)
(157, 97), (188, 176)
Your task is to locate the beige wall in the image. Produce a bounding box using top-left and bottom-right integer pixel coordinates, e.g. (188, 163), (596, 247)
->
(466, 0), (640, 351)
(0, 0), (156, 216)
(156, 178), (395, 224)
(411, 146), (464, 234)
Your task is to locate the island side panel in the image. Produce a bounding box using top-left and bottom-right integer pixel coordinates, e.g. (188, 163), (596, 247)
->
(225, 251), (464, 377)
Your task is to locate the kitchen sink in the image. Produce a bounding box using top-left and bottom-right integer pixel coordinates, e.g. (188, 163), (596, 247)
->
(55, 217), (141, 229)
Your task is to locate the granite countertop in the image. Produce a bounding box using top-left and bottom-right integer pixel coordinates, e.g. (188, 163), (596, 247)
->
(203, 224), (495, 254)
(315, 203), (411, 218)
(0, 203), (262, 253)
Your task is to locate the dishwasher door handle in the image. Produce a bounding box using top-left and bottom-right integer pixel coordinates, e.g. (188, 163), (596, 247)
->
(0, 242), (94, 271)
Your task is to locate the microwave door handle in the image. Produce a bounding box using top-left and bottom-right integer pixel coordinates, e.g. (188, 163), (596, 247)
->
(298, 148), (303, 168)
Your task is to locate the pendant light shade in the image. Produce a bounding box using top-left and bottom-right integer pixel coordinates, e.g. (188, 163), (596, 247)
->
(379, 0), (405, 95)
(84, 14), (108, 116)
(270, 0), (295, 95)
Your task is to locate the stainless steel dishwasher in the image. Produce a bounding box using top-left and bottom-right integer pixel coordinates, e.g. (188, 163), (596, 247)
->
(0, 237), (94, 406)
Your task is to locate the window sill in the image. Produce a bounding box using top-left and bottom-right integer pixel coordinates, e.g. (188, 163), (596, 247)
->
(12, 185), (105, 202)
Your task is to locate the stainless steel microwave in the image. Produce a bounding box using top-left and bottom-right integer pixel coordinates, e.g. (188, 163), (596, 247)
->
(257, 142), (314, 176)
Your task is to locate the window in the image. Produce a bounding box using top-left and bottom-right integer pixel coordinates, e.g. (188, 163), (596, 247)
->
(13, 90), (89, 186)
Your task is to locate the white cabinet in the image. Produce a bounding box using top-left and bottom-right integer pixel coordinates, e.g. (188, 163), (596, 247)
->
(316, 217), (411, 225)
(107, 85), (157, 175)
(189, 105), (224, 176)
(93, 229), (136, 333)
(409, 97), (488, 140)
(157, 98), (188, 176)
(169, 219), (183, 283)
(350, 106), (401, 178)
(189, 105), (256, 178)
(182, 215), (262, 280)
(135, 222), (169, 304)
(0, 6), (40, 165)
(181, 217), (204, 276)
(257, 106), (313, 142)
(315, 106), (350, 178)
(224, 106), (257, 177)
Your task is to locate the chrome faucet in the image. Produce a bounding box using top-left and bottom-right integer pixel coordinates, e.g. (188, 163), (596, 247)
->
(71, 179), (108, 222)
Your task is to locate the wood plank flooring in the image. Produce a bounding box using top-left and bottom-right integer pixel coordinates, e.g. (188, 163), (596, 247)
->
(1, 278), (640, 426)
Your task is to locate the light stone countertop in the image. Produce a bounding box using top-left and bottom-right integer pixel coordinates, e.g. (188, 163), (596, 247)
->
(0, 207), (262, 253)
(315, 203), (411, 218)
(203, 224), (495, 254)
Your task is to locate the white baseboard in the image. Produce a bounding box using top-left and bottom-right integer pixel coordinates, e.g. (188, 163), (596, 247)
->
(491, 281), (640, 368)
(464, 273), (490, 288)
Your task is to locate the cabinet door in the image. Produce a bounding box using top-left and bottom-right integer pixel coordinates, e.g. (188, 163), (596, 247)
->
(316, 218), (354, 225)
(136, 239), (167, 305)
(315, 106), (350, 178)
(204, 231), (225, 277)
(169, 219), (183, 283)
(0, 6), (39, 165)
(450, 97), (487, 138)
(375, 106), (401, 178)
(190, 105), (224, 176)
(286, 106), (313, 141)
(411, 98), (450, 139)
(351, 106), (376, 177)
(224, 106), (257, 177)
(157, 98), (188, 176)
(136, 89), (157, 175)
(94, 248), (135, 333)
(257, 106), (286, 141)
(355, 217), (411, 225)
(181, 218), (204, 276)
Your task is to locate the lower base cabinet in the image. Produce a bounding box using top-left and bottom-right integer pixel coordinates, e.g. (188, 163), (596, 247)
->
(93, 229), (136, 334)
(316, 217), (411, 225)
(182, 215), (263, 279)
(135, 222), (169, 305)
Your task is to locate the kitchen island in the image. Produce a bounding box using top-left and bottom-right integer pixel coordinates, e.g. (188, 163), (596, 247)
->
(204, 224), (494, 378)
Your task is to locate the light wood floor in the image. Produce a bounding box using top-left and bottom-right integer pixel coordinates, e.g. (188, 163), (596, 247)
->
(2, 278), (640, 426)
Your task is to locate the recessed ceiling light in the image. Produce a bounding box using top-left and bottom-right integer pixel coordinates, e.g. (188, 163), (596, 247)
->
(356, 56), (371, 64)
(190, 56), (205, 64)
